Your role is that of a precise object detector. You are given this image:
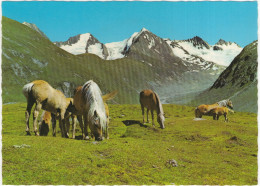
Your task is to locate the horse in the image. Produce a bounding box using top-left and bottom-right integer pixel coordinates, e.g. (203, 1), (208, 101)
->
(139, 89), (165, 129)
(73, 80), (107, 141)
(38, 111), (52, 136)
(22, 80), (73, 137)
(209, 106), (234, 122)
(38, 102), (76, 137)
(195, 99), (233, 118)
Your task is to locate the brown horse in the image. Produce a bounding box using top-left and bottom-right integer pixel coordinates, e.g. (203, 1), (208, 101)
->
(38, 111), (52, 136)
(139, 89), (165, 129)
(209, 107), (234, 122)
(73, 80), (108, 141)
(23, 80), (73, 137)
(72, 85), (117, 140)
(195, 99), (233, 118)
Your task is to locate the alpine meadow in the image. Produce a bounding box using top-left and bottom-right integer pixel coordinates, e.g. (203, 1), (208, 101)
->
(1, 2), (258, 185)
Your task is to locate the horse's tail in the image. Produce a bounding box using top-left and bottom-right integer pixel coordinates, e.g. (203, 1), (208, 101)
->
(22, 82), (34, 100)
(102, 90), (118, 103)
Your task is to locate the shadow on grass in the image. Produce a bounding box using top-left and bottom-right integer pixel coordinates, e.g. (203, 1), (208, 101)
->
(122, 120), (148, 128)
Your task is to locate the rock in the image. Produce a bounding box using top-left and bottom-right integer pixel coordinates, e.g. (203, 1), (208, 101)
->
(166, 159), (178, 167)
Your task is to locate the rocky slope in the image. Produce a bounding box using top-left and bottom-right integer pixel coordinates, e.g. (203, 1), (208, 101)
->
(191, 40), (258, 113)
(23, 22), (48, 39)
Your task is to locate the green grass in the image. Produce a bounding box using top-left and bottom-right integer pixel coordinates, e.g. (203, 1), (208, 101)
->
(2, 103), (257, 185)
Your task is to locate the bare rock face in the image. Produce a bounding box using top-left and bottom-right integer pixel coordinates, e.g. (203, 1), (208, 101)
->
(185, 36), (211, 49)
(211, 40), (257, 89)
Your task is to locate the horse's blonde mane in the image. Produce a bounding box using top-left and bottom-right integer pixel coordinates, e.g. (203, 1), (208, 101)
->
(154, 92), (165, 120)
(82, 80), (107, 132)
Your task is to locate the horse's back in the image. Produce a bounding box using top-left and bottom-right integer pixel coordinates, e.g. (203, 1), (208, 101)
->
(31, 80), (53, 101)
(140, 89), (156, 109)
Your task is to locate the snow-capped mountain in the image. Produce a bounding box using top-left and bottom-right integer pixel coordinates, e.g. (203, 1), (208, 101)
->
(54, 28), (242, 67)
(167, 37), (242, 66)
(54, 33), (109, 58)
(23, 22), (48, 39)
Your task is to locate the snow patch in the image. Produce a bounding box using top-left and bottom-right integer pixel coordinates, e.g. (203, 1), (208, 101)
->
(60, 33), (91, 55)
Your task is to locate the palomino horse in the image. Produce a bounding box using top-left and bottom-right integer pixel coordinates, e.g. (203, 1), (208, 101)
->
(72, 87), (117, 140)
(209, 106), (234, 122)
(23, 80), (73, 137)
(73, 80), (107, 141)
(195, 99), (233, 118)
(139, 89), (165, 129)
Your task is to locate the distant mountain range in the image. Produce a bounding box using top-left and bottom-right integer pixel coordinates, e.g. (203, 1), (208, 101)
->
(54, 28), (242, 67)
(3, 17), (257, 112)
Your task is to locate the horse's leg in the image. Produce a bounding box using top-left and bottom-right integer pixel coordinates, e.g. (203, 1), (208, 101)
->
(60, 109), (69, 138)
(32, 101), (42, 136)
(71, 115), (77, 139)
(83, 115), (90, 140)
(66, 117), (70, 137)
(151, 110), (155, 127)
(224, 114), (228, 122)
(141, 104), (145, 124)
(51, 113), (57, 136)
(213, 114), (216, 120)
(147, 108), (150, 123)
(77, 115), (84, 139)
(25, 99), (34, 135)
(217, 115), (219, 120)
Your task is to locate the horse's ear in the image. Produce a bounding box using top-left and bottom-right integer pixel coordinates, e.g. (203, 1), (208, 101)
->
(94, 110), (98, 117)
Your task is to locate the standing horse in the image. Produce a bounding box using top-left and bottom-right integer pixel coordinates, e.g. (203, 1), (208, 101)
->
(139, 89), (165, 129)
(73, 80), (107, 141)
(195, 99), (233, 118)
(22, 80), (73, 137)
(209, 106), (234, 122)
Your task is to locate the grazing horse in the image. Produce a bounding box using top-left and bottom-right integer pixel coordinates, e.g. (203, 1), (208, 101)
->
(73, 80), (107, 141)
(38, 111), (52, 136)
(209, 107), (234, 122)
(22, 80), (73, 137)
(139, 89), (165, 129)
(72, 87), (117, 140)
(195, 99), (233, 118)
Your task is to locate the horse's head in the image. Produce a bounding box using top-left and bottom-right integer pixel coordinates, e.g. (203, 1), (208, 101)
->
(90, 110), (105, 141)
(39, 120), (50, 136)
(157, 113), (165, 129)
(227, 99), (233, 109)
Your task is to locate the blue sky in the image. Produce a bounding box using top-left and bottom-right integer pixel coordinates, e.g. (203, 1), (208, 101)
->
(2, 1), (258, 47)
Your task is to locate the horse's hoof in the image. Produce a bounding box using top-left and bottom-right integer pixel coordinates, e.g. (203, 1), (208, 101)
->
(26, 131), (31, 136)
(35, 132), (39, 136)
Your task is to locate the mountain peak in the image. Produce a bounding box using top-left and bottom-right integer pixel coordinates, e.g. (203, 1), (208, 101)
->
(22, 22), (48, 39)
(216, 39), (241, 48)
(141, 27), (149, 32)
(186, 36), (210, 49)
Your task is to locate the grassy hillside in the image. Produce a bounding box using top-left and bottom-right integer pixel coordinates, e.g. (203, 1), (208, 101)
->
(2, 103), (257, 185)
(2, 16), (156, 104)
(2, 16), (224, 105)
